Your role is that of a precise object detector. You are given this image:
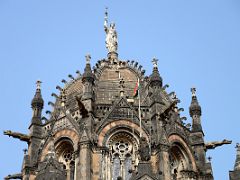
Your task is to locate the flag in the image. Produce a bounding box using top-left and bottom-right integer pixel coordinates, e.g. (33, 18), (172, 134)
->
(134, 78), (143, 137)
(133, 79), (139, 98)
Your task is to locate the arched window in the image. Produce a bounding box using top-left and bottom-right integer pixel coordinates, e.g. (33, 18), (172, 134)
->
(55, 138), (75, 180)
(169, 143), (191, 180)
(108, 132), (138, 180)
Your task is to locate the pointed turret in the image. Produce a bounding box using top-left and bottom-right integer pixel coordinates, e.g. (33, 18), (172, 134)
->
(82, 54), (95, 101)
(234, 144), (240, 171)
(149, 58), (162, 88)
(27, 81), (44, 167)
(189, 87), (211, 174)
(30, 80), (44, 126)
(189, 87), (202, 133)
(229, 144), (240, 180)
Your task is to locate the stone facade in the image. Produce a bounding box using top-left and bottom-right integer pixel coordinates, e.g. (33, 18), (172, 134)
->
(4, 11), (237, 180)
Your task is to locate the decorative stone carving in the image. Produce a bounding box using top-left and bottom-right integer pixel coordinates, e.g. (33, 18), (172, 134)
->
(139, 137), (150, 162)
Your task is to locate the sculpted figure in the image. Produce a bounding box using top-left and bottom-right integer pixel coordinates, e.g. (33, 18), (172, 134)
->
(139, 137), (151, 161)
(104, 9), (118, 53)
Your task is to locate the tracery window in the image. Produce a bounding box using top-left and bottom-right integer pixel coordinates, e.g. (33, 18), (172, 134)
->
(169, 143), (191, 180)
(108, 133), (138, 180)
(55, 138), (75, 180)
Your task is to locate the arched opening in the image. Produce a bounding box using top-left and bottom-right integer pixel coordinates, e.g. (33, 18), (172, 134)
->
(55, 137), (75, 180)
(169, 142), (192, 180)
(107, 132), (139, 180)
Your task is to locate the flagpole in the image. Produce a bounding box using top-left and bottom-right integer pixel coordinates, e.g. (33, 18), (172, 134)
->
(138, 78), (142, 137)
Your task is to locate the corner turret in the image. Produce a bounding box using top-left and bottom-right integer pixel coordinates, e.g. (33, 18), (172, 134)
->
(189, 87), (202, 133)
(82, 54), (95, 102)
(189, 88), (208, 173)
(30, 80), (44, 126)
(28, 81), (44, 166)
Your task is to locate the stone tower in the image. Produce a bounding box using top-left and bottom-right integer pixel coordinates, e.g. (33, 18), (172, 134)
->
(4, 10), (234, 180)
(229, 144), (240, 180)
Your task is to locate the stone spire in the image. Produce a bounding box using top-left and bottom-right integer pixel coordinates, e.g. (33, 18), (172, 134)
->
(31, 80), (44, 125)
(104, 8), (118, 61)
(230, 144), (240, 180)
(150, 58), (163, 87)
(82, 54), (95, 104)
(234, 144), (240, 170)
(189, 87), (202, 132)
(82, 54), (94, 83)
(28, 81), (44, 166)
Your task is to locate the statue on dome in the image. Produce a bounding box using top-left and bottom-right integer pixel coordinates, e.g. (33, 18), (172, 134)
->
(104, 8), (118, 53)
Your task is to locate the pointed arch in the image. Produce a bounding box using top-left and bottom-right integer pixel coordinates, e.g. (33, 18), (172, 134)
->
(168, 134), (197, 172)
(97, 119), (149, 147)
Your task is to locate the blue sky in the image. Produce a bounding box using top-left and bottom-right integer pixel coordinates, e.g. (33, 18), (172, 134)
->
(0, 1), (240, 179)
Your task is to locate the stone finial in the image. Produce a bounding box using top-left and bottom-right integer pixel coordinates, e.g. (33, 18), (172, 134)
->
(31, 80), (44, 110)
(149, 57), (162, 87)
(152, 57), (158, 68)
(189, 87), (201, 116)
(85, 54), (91, 64)
(191, 87), (196, 97)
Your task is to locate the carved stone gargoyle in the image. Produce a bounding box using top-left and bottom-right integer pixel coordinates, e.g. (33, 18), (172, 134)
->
(4, 173), (22, 180)
(3, 130), (30, 143)
(205, 139), (232, 150)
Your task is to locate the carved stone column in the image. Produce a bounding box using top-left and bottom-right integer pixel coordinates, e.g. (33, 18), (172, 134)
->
(78, 142), (91, 180)
(156, 145), (171, 180)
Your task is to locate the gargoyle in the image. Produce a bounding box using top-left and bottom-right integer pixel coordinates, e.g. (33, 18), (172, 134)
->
(205, 139), (232, 150)
(76, 97), (89, 118)
(3, 130), (30, 143)
(4, 173), (22, 180)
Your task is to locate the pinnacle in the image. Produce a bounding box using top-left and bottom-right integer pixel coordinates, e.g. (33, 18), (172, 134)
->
(189, 87), (201, 117)
(150, 57), (162, 87)
(31, 80), (44, 109)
